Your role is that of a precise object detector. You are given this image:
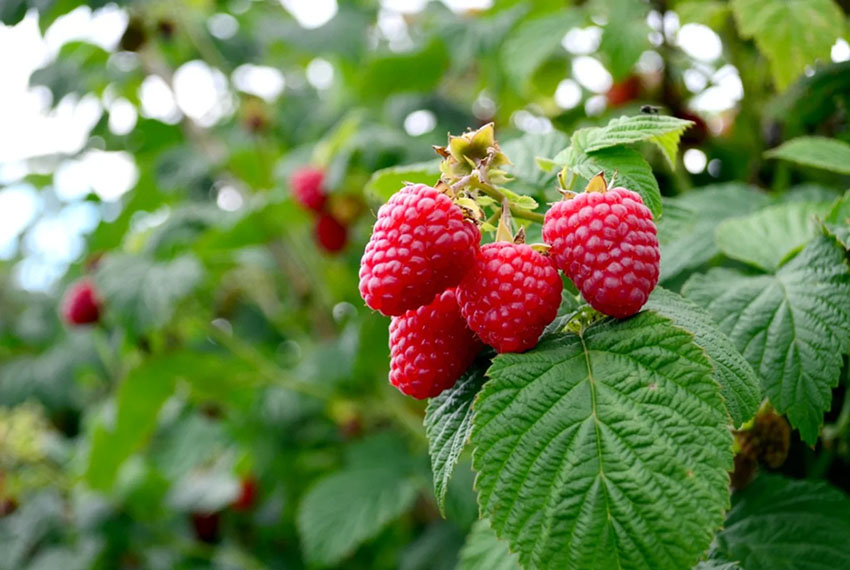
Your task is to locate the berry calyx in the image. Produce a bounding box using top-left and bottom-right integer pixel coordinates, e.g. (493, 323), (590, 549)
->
(359, 184), (480, 316)
(543, 179), (660, 319)
(290, 167), (327, 212)
(315, 212), (348, 253)
(389, 288), (483, 399)
(61, 279), (102, 326)
(457, 241), (562, 353)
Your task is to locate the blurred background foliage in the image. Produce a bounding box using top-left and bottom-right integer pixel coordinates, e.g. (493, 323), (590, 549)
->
(0, 0), (849, 568)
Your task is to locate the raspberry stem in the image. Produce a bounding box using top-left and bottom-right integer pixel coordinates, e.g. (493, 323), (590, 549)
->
(469, 179), (545, 223)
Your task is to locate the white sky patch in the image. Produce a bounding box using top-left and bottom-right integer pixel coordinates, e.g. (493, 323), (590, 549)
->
(441, 0), (493, 11)
(562, 27), (601, 55)
(43, 4), (127, 56)
(216, 184), (244, 211)
(306, 58), (334, 90)
(832, 38), (850, 62)
(636, 50), (664, 74)
(403, 109), (436, 136)
(572, 56), (613, 93)
(14, 258), (67, 292)
(23, 216), (84, 263)
(684, 148), (707, 173)
(585, 94), (607, 116)
(81, 150), (139, 201)
(107, 97), (138, 135)
(683, 68), (708, 93)
(232, 64), (285, 101)
(380, 0), (428, 13)
(173, 60), (232, 127)
(0, 185), (41, 259)
(555, 79), (582, 110)
(139, 75), (181, 123)
(690, 65), (743, 112)
(279, 0), (338, 29)
(511, 110), (553, 134)
(677, 24), (722, 62)
(207, 13), (239, 39)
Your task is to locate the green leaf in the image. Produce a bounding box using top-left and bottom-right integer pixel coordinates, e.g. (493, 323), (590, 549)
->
(500, 10), (581, 90)
(765, 136), (850, 174)
(95, 254), (203, 336)
(658, 184), (771, 281)
(502, 131), (568, 190)
(675, 1), (730, 27)
(364, 161), (441, 203)
(731, 0), (845, 90)
(85, 356), (178, 491)
(574, 115), (695, 168)
(361, 39), (449, 98)
(683, 232), (850, 444)
(645, 288), (761, 427)
(714, 201), (832, 272)
(596, 0), (651, 80)
(558, 144), (663, 219)
(457, 519), (521, 570)
(693, 562), (743, 570)
(424, 362), (488, 515)
(472, 312), (732, 570)
(715, 474), (850, 570)
(825, 191), (850, 248)
(297, 467), (419, 566)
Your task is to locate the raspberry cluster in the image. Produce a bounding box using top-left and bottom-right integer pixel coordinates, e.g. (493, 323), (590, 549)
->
(360, 178), (660, 400)
(359, 184), (562, 399)
(290, 166), (348, 253)
(61, 279), (102, 326)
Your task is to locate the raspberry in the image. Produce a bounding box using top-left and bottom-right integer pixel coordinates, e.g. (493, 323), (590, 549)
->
(232, 476), (258, 512)
(359, 184), (480, 316)
(315, 212), (348, 253)
(389, 288), (483, 399)
(61, 279), (101, 326)
(543, 187), (660, 318)
(457, 242), (562, 353)
(290, 167), (327, 212)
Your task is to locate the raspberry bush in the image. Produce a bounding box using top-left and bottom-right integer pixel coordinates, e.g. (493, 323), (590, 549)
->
(2, 2), (850, 570)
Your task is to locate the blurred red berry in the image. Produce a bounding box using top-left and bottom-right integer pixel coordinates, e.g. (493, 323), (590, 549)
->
(191, 512), (221, 544)
(606, 75), (642, 107)
(232, 476), (258, 512)
(291, 167), (327, 212)
(61, 279), (102, 326)
(315, 213), (348, 253)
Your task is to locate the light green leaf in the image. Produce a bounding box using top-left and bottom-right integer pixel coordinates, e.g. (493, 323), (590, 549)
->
(472, 312), (732, 570)
(765, 136), (850, 174)
(683, 233), (850, 444)
(715, 201), (832, 272)
(658, 184), (771, 281)
(676, 1), (730, 27)
(646, 288), (761, 427)
(85, 356), (178, 491)
(502, 131), (568, 189)
(715, 474), (850, 570)
(361, 39), (449, 98)
(558, 144), (663, 219)
(731, 0), (845, 89)
(574, 115), (695, 168)
(500, 10), (582, 89)
(95, 254), (203, 336)
(457, 519), (521, 570)
(297, 467), (419, 566)
(364, 161), (441, 203)
(596, 0), (651, 80)
(424, 363), (488, 515)
(825, 190), (850, 248)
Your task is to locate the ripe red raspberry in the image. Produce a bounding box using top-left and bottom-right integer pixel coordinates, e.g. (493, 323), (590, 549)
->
(359, 184), (480, 316)
(314, 212), (348, 253)
(457, 242), (562, 353)
(290, 167), (327, 212)
(61, 279), (101, 326)
(389, 288), (483, 399)
(543, 187), (660, 318)
(232, 476), (258, 512)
